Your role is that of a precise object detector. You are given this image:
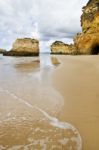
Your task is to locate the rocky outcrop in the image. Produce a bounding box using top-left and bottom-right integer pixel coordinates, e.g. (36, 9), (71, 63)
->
(51, 41), (76, 55)
(51, 0), (99, 55)
(0, 49), (6, 54)
(3, 38), (39, 56)
(74, 0), (99, 54)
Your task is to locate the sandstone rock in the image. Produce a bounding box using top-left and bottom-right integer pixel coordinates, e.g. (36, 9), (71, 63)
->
(51, 41), (76, 55)
(51, 0), (99, 55)
(74, 33), (99, 54)
(0, 49), (6, 54)
(74, 0), (99, 54)
(3, 38), (39, 56)
(81, 0), (99, 33)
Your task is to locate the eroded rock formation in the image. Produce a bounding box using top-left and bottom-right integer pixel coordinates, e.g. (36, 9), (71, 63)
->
(3, 38), (39, 56)
(74, 0), (99, 54)
(51, 41), (76, 55)
(51, 0), (99, 55)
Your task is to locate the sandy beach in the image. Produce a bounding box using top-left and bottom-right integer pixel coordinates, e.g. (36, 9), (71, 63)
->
(0, 0), (99, 149)
(0, 54), (99, 149)
(53, 55), (99, 150)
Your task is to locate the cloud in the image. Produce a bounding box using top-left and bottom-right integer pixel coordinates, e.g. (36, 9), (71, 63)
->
(38, 0), (88, 39)
(0, 0), (88, 51)
(0, 0), (38, 49)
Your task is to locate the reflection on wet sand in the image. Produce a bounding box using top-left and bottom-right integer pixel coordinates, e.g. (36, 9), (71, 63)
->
(0, 54), (82, 149)
(0, 88), (82, 150)
(15, 60), (40, 72)
(51, 57), (60, 66)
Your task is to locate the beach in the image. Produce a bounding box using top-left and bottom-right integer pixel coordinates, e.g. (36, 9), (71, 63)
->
(0, 54), (99, 149)
(53, 55), (99, 150)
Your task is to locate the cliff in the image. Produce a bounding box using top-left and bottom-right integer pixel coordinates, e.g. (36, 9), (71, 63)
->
(51, 41), (76, 55)
(3, 38), (39, 56)
(51, 0), (99, 55)
(74, 0), (99, 54)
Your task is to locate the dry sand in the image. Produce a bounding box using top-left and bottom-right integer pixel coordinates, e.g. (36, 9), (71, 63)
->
(53, 55), (99, 150)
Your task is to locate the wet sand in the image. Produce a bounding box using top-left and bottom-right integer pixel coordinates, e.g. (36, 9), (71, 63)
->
(0, 54), (99, 150)
(53, 55), (99, 150)
(0, 54), (81, 150)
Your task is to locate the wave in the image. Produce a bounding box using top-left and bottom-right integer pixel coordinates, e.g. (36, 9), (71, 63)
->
(0, 87), (82, 149)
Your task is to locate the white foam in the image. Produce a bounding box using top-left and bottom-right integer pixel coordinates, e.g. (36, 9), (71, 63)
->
(8, 145), (23, 150)
(7, 112), (11, 117)
(0, 87), (82, 150)
(59, 138), (69, 145)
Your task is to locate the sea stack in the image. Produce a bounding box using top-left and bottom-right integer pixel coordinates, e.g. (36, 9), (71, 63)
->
(51, 41), (76, 55)
(74, 0), (99, 54)
(3, 38), (39, 56)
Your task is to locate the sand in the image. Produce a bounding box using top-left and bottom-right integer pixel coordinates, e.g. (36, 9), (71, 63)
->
(53, 55), (99, 150)
(0, 54), (99, 149)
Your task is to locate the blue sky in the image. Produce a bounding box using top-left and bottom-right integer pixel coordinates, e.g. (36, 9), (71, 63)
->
(0, 0), (88, 52)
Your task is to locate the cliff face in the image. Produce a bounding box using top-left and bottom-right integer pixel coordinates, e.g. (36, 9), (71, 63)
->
(81, 0), (99, 33)
(3, 38), (39, 56)
(51, 0), (99, 55)
(74, 0), (99, 54)
(51, 41), (76, 55)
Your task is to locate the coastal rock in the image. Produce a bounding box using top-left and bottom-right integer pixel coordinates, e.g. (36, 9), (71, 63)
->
(0, 49), (6, 54)
(51, 41), (76, 55)
(74, 0), (99, 54)
(51, 0), (99, 55)
(3, 38), (39, 56)
(81, 0), (99, 34)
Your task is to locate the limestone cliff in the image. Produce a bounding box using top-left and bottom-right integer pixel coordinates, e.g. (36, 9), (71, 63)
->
(74, 0), (99, 54)
(3, 38), (39, 56)
(51, 41), (76, 55)
(81, 0), (99, 33)
(51, 0), (99, 55)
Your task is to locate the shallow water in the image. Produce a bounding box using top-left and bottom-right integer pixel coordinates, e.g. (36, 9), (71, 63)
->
(0, 54), (82, 150)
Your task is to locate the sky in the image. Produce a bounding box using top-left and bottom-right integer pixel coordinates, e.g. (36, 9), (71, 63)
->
(0, 0), (88, 52)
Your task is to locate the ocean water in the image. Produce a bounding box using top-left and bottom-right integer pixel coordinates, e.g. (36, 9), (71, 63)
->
(0, 54), (82, 150)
